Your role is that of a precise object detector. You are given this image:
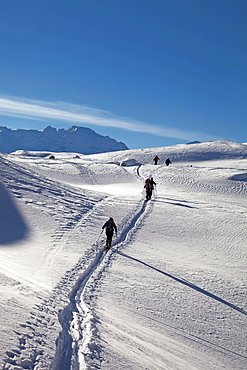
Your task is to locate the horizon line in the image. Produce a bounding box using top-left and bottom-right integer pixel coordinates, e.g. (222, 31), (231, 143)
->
(0, 95), (219, 142)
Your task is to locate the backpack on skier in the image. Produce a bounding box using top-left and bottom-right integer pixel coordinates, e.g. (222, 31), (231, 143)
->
(106, 218), (114, 231)
(145, 180), (152, 190)
(103, 217), (117, 233)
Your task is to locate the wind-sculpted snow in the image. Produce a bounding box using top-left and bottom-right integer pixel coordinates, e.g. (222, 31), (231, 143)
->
(85, 139), (247, 164)
(0, 141), (246, 370)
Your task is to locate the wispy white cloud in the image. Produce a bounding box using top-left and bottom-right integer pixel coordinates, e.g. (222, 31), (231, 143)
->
(0, 95), (218, 141)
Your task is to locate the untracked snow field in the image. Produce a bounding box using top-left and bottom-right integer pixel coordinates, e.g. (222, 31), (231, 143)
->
(0, 141), (246, 369)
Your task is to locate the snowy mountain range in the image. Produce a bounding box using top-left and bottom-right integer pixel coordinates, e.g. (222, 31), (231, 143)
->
(0, 140), (246, 369)
(0, 125), (128, 154)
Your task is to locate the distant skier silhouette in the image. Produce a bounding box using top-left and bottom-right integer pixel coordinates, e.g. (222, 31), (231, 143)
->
(153, 156), (160, 165)
(165, 158), (172, 166)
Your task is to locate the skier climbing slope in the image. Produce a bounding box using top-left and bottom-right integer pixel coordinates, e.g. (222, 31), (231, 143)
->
(102, 217), (117, 249)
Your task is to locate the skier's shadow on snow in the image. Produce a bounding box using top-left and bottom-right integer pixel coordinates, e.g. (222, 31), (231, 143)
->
(0, 182), (29, 244)
(153, 196), (199, 208)
(116, 251), (246, 316)
(154, 199), (197, 208)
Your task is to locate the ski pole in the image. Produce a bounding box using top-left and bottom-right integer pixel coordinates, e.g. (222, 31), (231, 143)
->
(96, 229), (103, 243)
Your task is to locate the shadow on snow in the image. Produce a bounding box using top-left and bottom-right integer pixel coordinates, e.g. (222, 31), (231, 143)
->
(0, 182), (29, 245)
(154, 199), (197, 209)
(116, 251), (247, 316)
(229, 173), (247, 182)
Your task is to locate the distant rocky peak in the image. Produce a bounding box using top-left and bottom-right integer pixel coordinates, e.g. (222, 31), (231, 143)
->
(0, 125), (128, 154)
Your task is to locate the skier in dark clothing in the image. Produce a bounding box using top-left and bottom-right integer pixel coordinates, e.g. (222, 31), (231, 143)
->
(153, 156), (160, 165)
(144, 178), (156, 201)
(102, 217), (117, 249)
(150, 177), (156, 187)
(165, 158), (172, 166)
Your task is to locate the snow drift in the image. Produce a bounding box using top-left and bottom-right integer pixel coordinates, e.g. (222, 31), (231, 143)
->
(0, 140), (246, 370)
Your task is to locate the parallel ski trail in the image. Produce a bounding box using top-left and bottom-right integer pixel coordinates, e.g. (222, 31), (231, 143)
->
(50, 249), (105, 370)
(1, 158), (153, 370)
(50, 195), (151, 370)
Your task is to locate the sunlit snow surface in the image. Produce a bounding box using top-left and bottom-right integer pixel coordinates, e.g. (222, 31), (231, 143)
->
(0, 140), (246, 369)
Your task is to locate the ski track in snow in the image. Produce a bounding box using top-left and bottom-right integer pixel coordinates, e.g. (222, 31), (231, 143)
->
(2, 157), (150, 369)
(1, 147), (246, 370)
(50, 168), (151, 370)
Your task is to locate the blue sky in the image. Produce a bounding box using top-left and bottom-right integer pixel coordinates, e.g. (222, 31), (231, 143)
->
(0, 0), (246, 149)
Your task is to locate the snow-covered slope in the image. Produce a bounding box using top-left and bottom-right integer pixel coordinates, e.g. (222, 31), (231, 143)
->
(85, 139), (247, 164)
(0, 125), (128, 154)
(0, 140), (246, 370)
